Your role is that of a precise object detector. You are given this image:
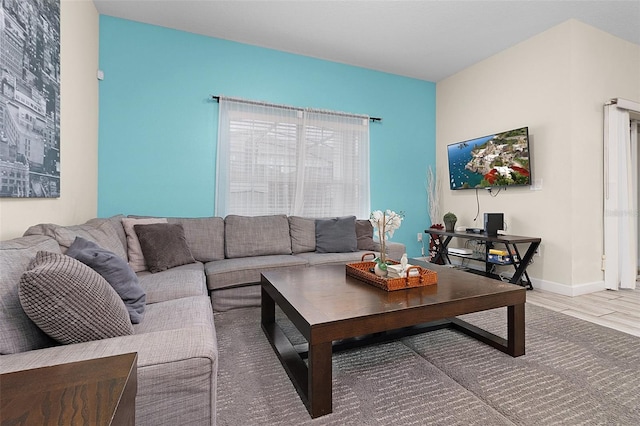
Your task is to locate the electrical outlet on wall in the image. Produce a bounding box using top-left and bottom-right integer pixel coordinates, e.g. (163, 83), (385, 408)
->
(535, 245), (542, 257)
(417, 233), (422, 242)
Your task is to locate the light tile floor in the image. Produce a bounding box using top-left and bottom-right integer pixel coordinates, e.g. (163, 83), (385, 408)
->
(411, 257), (640, 337)
(527, 287), (640, 337)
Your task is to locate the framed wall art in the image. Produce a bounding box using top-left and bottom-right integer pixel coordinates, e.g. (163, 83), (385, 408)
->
(0, 0), (60, 198)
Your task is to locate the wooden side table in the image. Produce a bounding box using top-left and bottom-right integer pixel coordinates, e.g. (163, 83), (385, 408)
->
(1, 352), (137, 426)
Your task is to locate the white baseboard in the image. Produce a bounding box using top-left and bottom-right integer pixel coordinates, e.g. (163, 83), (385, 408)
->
(443, 257), (606, 297)
(532, 277), (606, 296)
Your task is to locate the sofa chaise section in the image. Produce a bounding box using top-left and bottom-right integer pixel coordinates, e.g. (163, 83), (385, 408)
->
(0, 320), (217, 425)
(2, 223), (218, 426)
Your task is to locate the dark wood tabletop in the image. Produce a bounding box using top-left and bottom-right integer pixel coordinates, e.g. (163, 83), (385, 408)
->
(1, 352), (138, 426)
(263, 263), (524, 328)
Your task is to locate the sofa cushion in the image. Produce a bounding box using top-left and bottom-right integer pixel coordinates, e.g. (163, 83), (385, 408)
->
(204, 255), (308, 290)
(356, 219), (377, 251)
(296, 251), (373, 266)
(88, 215), (128, 250)
(66, 237), (146, 324)
(121, 217), (168, 272)
(18, 251), (134, 344)
(130, 216), (225, 262)
(23, 218), (127, 260)
(210, 285), (262, 312)
(0, 236), (59, 354)
(315, 216), (358, 253)
(137, 263), (206, 304)
(134, 223), (197, 273)
(288, 216), (316, 253)
(132, 296), (214, 335)
(224, 215), (292, 258)
(167, 217), (225, 262)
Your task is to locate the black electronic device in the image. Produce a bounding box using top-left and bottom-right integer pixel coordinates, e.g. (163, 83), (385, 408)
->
(484, 213), (504, 236)
(465, 227), (484, 234)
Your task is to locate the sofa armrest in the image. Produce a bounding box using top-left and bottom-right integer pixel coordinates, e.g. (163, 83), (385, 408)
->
(0, 326), (217, 373)
(1, 327), (218, 426)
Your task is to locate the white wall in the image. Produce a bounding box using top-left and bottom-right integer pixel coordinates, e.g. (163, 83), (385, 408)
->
(0, 0), (100, 240)
(437, 20), (640, 295)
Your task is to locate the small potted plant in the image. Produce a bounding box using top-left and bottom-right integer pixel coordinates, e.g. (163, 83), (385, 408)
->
(443, 212), (457, 232)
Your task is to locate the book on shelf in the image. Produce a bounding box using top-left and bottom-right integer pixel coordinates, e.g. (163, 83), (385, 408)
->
(487, 254), (512, 264)
(489, 248), (509, 256)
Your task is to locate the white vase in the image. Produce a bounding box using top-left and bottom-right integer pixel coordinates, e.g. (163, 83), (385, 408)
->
(374, 263), (388, 277)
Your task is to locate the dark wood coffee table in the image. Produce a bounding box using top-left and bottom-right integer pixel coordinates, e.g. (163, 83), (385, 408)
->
(261, 263), (525, 418)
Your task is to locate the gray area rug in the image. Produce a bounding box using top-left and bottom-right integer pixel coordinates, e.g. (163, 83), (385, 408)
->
(214, 303), (640, 425)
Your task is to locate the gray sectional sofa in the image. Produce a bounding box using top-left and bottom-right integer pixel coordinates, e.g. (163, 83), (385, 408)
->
(0, 213), (405, 425)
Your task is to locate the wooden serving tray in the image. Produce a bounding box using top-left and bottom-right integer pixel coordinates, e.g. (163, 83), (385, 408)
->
(346, 254), (437, 291)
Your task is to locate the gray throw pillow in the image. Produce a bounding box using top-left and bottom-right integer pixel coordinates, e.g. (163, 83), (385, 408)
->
(67, 237), (146, 324)
(315, 216), (358, 253)
(134, 223), (197, 273)
(224, 214), (292, 258)
(23, 219), (128, 260)
(288, 216), (316, 253)
(356, 220), (377, 251)
(18, 251), (134, 345)
(167, 217), (225, 262)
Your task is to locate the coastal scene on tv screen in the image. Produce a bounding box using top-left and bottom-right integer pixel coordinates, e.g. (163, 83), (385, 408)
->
(448, 127), (530, 190)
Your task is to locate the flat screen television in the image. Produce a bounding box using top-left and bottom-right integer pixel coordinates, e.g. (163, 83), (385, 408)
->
(447, 126), (531, 190)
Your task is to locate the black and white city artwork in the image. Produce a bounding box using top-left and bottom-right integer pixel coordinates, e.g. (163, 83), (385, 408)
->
(0, 0), (60, 198)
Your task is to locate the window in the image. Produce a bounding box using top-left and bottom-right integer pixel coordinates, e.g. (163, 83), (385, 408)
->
(216, 98), (370, 218)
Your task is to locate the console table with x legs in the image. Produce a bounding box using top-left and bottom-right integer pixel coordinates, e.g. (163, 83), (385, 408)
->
(425, 229), (541, 290)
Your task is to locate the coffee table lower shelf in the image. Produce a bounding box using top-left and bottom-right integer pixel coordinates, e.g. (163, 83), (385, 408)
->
(262, 314), (521, 378)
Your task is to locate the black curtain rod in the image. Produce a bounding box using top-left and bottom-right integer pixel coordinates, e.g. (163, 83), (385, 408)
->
(211, 95), (382, 122)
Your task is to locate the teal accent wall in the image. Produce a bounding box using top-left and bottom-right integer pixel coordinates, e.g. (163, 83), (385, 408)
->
(98, 16), (436, 256)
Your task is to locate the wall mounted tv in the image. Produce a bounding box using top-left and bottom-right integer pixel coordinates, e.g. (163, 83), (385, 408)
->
(447, 126), (531, 190)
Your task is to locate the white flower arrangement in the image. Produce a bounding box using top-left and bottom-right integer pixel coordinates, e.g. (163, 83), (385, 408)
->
(369, 209), (405, 269)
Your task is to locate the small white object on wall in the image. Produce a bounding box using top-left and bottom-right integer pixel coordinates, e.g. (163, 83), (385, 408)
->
(530, 178), (543, 191)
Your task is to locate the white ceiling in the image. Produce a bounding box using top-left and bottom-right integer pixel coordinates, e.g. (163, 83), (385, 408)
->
(93, 0), (640, 82)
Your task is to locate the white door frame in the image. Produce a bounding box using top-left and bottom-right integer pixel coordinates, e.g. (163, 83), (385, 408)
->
(604, 98), (640, 290)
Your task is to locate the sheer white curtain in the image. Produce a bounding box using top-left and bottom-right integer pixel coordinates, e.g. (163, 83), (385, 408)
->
(604, 99), (640, 290)
(216, 98), (370, 218)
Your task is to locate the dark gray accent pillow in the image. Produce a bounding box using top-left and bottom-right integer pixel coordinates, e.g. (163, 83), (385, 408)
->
(134, 223), (196, 273)
(315, 216), (358, 253)
(18, 251), (134, 345)
(356, 220), (377, 251)
(67, 237), (146, 324)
